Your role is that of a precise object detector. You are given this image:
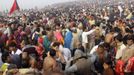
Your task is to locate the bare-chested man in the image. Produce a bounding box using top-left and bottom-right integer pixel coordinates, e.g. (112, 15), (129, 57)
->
(105, 29), (114, 44)
(43, 49), (62, 75)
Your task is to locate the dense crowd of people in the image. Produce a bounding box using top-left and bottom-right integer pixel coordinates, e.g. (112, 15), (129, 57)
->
(0, 0), (134, 75)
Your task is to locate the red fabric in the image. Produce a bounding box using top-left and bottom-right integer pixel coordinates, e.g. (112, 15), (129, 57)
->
(9, 0), (20, 14)
(36, 46), (44, 60)
(115, 60), (124, 75)
(38, 37), (43, 44)
(125, 57), (134, 72)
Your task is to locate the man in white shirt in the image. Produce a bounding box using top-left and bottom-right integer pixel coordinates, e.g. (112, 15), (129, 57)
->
(11, 49), (22, 55)
(82, 27), (96, 51)
(8, 42), (22, 55)
(4, 24), (12, 37)
(114, 34), (126, 60)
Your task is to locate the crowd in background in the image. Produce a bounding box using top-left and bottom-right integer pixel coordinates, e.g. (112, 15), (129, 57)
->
(0, 0), (134, 75)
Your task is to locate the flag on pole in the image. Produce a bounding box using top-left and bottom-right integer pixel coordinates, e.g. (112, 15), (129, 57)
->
(9, 0), (20, 15)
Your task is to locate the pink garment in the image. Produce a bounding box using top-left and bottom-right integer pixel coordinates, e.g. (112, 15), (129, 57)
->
(54, 31), (64, 44)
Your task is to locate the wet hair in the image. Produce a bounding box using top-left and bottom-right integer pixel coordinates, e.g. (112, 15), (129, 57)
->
(123, 35), (128, 45)
(49, 49), (56, 57)
(126, 35), (134, 42)
(115, 33), (123, 42)
(42, 30), (47, 35)
(103, 42), (110, 51)
(52, 42), (61, 47)
(1, 51), (10, 63)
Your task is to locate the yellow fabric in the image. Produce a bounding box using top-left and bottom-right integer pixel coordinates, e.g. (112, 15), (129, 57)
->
(89, 20), (95, 25)
(126, 13), (132, 19)
(0, 63), (9, 72)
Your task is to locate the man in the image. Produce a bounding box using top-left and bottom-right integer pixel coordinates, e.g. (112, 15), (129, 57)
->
(114, 34), (126, 60)
(92, 44), (108, 75)
(122, 35), (134, 62)
(77, 23), (83, 43)
(82, 27), (96, 51)
(43, 49), (62, 75)
(65, 50), (92, 75)
(21, 39), (38, 68)
(52, 42), (71, 63)
(8, 42), (22, 55)
(105, 29), (114, 44)
(4, 23), (12, 37)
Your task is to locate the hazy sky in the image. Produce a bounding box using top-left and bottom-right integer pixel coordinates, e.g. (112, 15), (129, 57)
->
(0, 0), (75, 11)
